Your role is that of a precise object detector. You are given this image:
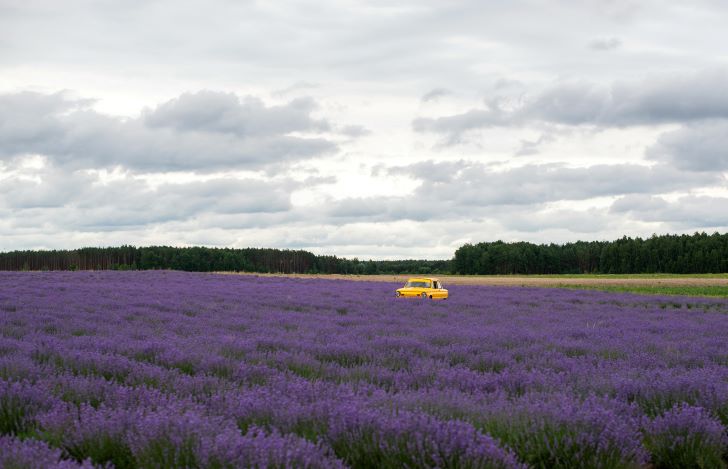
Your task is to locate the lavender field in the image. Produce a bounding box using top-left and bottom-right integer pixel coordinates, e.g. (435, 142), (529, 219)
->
(1, 271), (727, 468)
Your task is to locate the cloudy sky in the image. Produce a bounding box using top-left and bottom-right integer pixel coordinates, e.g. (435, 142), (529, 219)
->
(1, 0), (727, 259)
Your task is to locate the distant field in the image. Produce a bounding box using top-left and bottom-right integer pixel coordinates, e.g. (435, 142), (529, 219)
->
(221, 272), (728, 297)
(513, 273), (728, 279)
(558, 284), (728, 298)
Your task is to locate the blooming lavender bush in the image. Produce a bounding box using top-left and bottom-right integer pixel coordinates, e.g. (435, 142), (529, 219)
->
(0, 435), (96, 468)
(644, 404), (728, 469)
(1, 270), (727, 468)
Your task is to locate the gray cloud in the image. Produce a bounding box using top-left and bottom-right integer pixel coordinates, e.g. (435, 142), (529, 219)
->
(325, 196), (436, 223)
(0, 166), (94, 209)
(588, 37), (621, 50)
(0, 91), (337, 172)
(5, 0), (725, 91)
(413, 107), (506, 141)
(611, 194), (728, 228)
(1, 157), (722, 255)
(0, 91), (89, 156)
(144, 91), (329, 136)
(500, 208), (612, 233)
(397, 161), (718, 207)
(326, 160), (719, 223)
(338, 124), (372, 138)
(272, 81), (320, 97)
(610, 194), (669, 214)
(515, 133), (556, 156)
(421, 88), (451, 102)
(414, 70), (728, 140)
(0, 165), (302, 231)
(74, 179), (294, 230)
(647, 121), (728, 172)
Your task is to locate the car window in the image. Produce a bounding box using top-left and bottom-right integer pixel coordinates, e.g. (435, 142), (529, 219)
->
(405, 281), (430, 288)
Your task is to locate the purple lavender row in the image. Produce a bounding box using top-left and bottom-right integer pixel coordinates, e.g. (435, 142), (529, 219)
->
(1, 270), (727, 467)
(0, 435), (96, 469)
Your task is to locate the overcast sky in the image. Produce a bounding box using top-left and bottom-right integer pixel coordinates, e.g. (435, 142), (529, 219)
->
(1, 0), (727, 259)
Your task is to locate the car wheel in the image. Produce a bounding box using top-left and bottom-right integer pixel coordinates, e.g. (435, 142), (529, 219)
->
(395, 291), (401, 297)
(421, 292), (427, 299)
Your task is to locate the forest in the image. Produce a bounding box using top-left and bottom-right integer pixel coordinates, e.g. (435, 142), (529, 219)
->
(0, 232), (726, 274)
(453, 232), (728, 274)
(0, 245), (450, 275)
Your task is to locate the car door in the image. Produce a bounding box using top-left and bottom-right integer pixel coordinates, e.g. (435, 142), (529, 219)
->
(433, 280), (444, 298)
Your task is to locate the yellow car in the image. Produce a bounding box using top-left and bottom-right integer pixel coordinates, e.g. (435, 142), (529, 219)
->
(395, 277), (448, 300)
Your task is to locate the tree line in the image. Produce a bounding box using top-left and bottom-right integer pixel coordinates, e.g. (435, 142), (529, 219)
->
(1, 232), (726, 274)
(0, 245), (451, 275)
(453, 232), (728, 274)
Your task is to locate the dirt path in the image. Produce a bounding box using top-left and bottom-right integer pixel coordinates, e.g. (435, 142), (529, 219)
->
(215, 272), (728, 287)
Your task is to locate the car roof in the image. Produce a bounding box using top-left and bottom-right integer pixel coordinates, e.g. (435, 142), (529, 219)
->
(406, 277), (439, 282)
